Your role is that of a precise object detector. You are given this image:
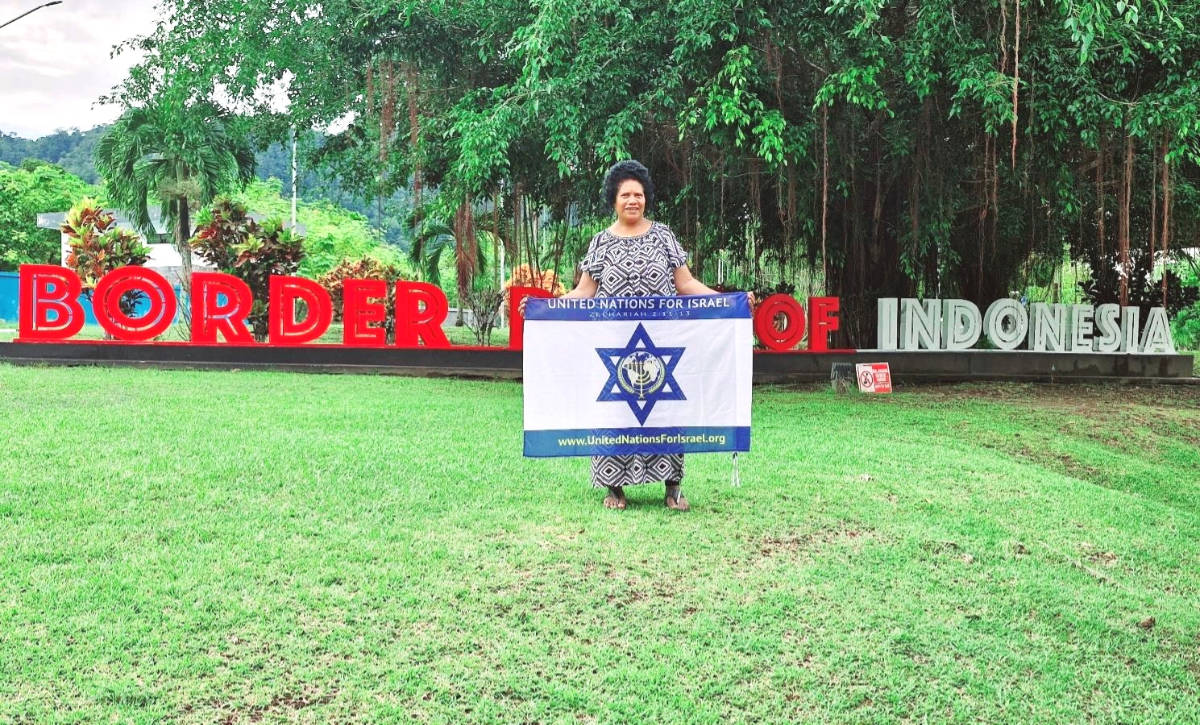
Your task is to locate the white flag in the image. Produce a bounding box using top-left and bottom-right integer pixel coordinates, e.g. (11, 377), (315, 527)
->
(523, 293), (753, 457)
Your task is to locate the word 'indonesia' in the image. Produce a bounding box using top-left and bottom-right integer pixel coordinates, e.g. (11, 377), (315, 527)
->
(878, 298), (1176, 354)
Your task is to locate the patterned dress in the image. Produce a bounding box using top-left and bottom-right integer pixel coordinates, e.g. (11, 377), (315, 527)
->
(580, 221), (687, 489)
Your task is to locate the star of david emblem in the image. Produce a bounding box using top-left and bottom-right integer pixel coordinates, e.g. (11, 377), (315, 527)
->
(596, 323), (685, 425)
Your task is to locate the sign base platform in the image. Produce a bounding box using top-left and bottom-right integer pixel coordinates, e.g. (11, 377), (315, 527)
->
(0, 342), (1193, 383)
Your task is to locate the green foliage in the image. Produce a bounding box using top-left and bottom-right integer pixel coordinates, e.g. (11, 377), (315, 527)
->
(190, 198), (305, 340)
(406, 207), (493, 305)
(316, 257), (410, 344)
(114, 0), (1200, 346)
(94, 99), (255, 250)
(254, 136), (415, 248)
(229, 178), (404, 279)
(0, 161), (100, 270)
(61, 199), (150, 293)
(1173, 303), (1200, 350)
(463, 287), (505, 346)
(1171, 263), (1200, 350)
(0, 128), (107, 183)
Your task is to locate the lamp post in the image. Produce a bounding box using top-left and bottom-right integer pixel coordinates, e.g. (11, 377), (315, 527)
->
(0, 1), (63, 31)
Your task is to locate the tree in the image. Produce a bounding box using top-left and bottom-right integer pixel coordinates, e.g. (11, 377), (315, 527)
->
(0, 160), (100, 270)
(226, 178), (406, 279)
(93, 99), (256, 295)
(407, 203), (494, 322)
(114, 1), (1200, 345)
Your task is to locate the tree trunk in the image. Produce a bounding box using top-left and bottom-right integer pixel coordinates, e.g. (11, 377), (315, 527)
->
(1118, 132), (1133, 307)
(820, 103), (829, 287)
(406, 63), (422, 207)
(454, 197), (477, 327)
(1160, 136), (1172, 307)
(176, 196), (193, 329)
(1096, 138), (1106, 260)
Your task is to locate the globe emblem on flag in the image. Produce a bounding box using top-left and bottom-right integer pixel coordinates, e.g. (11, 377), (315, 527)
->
(596, 324), (686, 425)
(616, 350), (666, 399)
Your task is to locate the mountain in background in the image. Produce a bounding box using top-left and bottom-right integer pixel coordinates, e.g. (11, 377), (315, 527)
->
(1, 126), (412, 248)
(0, 127), (107, 184)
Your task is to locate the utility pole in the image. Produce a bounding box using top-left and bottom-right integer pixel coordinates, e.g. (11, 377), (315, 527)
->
(290, 124), (298, 230)
(0, 1), (62, 31)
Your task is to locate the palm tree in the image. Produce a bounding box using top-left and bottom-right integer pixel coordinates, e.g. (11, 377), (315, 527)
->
(407, 199), (494, 325)
(94, 100), (255, 291)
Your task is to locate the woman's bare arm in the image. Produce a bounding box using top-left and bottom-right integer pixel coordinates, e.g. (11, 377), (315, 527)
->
(518, 271), (598, 315)
(673, 265), (719, 296)
(674, 265), (756, 305)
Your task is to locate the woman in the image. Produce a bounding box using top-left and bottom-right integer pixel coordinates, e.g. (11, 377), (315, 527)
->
(541, 159), (722, 511)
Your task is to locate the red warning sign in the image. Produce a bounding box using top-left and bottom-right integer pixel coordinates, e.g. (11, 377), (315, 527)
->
(855, 362), (892, 393)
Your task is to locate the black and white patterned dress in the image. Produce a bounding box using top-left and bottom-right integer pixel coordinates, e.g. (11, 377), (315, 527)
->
(580, 221), (687, 489)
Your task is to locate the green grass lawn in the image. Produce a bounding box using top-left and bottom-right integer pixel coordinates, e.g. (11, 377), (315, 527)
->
(1, 365), (1197, 723)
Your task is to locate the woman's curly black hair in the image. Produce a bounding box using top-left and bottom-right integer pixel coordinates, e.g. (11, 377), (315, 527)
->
(602, 160), (655, 213)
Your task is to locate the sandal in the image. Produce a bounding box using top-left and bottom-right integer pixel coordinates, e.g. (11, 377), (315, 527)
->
(603, 487), (627, 510)
(665, 487), (690, 512)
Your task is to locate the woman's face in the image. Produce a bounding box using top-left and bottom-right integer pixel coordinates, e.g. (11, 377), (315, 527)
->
(614, 179), (646, 223)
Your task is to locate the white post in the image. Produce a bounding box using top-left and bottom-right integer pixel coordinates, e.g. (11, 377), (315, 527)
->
(290, 124), (298, 230)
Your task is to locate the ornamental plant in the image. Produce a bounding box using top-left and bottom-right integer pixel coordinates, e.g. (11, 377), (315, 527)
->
(504, 263), (566, 301)
(62, 198), (151, 319)
(1170, 265), (1200, 350)
(464, 288), (505, 346)
(317, 256), (409, 342)
(190, 198), (305, 341)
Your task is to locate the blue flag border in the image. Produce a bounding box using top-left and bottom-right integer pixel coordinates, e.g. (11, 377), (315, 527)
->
(524, 426), (751, 457)
(525, 292), (751, 322)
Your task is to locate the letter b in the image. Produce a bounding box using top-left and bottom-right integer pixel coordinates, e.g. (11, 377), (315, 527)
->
(18, 265), (85, 341)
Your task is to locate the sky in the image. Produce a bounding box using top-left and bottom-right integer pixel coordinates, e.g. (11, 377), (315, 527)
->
(0, 0), (161, 139)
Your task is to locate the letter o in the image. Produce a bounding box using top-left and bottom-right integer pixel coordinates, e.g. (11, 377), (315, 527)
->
(983, 298), (1028, 350)
(754, 294), (807, 351)
(93, 267), (177, 341)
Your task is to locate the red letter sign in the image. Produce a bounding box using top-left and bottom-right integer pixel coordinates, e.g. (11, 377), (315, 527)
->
(343, 279), (388, 346)
(395, 281), (450, 348)
(93, 267), (177, 341)
(269, 276), (332, 345)
(808, 296), (840, 352)
(192, 272), (255, 344)
(754, 294), (807, 351)
(17, 264), (85, 341)
(508, 286), (554, 351)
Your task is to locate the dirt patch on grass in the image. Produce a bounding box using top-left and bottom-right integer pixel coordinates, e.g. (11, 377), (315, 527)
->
(899, 381), (1200, 410)
(200, 686), (338, 724)
(755, 523), (885, 558)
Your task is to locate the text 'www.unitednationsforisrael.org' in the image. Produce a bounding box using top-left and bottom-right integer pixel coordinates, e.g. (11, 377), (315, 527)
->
(556, 433), (727, 447)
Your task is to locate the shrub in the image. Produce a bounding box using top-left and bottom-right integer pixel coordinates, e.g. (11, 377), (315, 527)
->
(464, 288), (505, 346)
(1171, 265), (1200, 350)
(504, 263), (566, 302)
(317, 256), (409, 342)
(190, 198), (305, 340)
(1172, 303), (1200, 350)
(62, 198), (150, 318)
